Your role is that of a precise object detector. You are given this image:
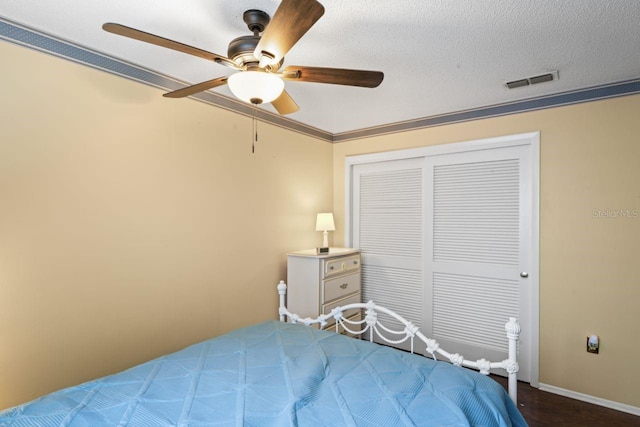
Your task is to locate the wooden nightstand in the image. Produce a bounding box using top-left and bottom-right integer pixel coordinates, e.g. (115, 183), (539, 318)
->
(286, 248), (361, 333)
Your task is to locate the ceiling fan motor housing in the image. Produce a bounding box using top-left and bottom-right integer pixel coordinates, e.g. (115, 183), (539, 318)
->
(228, 10), (284, 69)
(228, 35), (261, 66)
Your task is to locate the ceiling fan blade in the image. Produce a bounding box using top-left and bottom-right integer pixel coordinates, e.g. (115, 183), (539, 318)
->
(282, 66), (384, 88)
(254, 0), (325, 66)
(271, 90), (299, 115)
(163, 77), (228, 98)
(103, 23), (236, 67)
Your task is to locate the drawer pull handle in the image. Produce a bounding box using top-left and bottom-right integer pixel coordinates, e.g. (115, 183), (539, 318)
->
(340, 283), (348, 289)
(353, 260), (358, 265)
(329, 266), (334, 270)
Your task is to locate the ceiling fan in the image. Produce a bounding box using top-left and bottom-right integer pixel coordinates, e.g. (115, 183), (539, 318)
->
(103, 0), (384, 115)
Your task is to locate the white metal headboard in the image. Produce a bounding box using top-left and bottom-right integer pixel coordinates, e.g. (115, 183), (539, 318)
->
(277, 280), (521, 404)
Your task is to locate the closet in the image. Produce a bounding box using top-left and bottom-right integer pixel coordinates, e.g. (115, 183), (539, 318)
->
(346, 132), (539, 384)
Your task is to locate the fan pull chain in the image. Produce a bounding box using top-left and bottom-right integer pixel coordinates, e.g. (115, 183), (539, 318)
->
(251, 102), (258, 154)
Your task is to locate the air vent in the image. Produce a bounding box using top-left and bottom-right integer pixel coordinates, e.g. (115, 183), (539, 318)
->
(506, 79), (530, 89)
(506, 70), (559, 89)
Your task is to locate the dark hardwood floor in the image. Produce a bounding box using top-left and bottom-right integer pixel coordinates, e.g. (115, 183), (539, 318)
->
(491, 376), (640, 426)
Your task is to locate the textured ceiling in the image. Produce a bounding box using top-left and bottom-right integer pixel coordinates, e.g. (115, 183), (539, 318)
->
(1, 0), (640, 136)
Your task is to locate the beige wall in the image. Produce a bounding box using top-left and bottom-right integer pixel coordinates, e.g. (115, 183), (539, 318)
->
(0, 42), (333, 409)
(332, 94), (640, 408)
(2, 38), (639, 412)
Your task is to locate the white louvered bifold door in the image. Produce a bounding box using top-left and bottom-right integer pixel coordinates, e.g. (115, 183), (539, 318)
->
(352, 158), (425, 349)
(424, 145), (531, 381)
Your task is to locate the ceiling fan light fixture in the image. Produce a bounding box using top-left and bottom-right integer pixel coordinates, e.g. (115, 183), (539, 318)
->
(228, 70), (284, 104)
(103, 1), (382, 115)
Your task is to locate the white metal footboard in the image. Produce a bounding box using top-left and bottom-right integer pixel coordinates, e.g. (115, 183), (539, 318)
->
(277, 280), (521, 404)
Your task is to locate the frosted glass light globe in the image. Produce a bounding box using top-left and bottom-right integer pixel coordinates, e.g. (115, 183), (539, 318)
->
(228, 71), (285, 104)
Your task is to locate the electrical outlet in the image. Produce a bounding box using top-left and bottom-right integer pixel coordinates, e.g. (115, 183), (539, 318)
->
(587, 335), (599, 354)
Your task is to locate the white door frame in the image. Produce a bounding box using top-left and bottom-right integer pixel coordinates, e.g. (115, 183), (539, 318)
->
(345, 131), (540, 387)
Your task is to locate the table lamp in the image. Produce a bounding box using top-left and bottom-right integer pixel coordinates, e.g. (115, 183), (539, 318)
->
(315, 213), (335, 250)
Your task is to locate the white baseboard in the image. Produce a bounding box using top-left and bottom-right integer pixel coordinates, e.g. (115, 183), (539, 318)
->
(538, 383), (640, 417)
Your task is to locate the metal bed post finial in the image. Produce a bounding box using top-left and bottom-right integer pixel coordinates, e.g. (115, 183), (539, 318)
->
(505, 317), (521, 404)
(277, 280), (287, 322)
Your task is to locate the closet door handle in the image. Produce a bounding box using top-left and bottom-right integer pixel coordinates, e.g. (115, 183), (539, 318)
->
(520, 272), (529, 278)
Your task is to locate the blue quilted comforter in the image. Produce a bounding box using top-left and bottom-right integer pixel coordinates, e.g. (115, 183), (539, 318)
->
(0, 321), (526, 426)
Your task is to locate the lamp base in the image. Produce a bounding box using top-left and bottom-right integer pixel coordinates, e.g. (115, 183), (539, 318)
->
(316, 247), (330, 254)
(322, 230), (329, 248)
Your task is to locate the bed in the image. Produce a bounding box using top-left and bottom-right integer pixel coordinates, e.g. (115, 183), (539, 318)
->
(0, 281), (526, 426)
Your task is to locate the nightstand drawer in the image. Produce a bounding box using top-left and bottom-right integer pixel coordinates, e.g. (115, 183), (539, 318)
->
(324, 255), (360, 278)
(323, 272), (360, 304)
(286, 248), (360, 329)
(322, 293), (360, 320)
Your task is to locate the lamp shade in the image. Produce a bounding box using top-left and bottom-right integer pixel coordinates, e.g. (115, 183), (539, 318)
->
(227, 70), (285, 104)
(315, 213), (335, 231)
